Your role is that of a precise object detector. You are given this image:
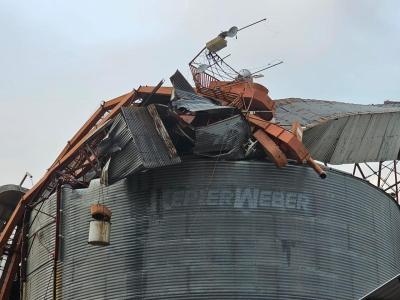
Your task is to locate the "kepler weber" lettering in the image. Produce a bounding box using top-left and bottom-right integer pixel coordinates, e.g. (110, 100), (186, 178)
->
(151, 187), (311, 212)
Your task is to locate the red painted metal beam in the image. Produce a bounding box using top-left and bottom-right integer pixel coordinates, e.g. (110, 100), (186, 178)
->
(137, 86), (172, 97)
(0, 231), (22, 300)
(0, 91), (136, 255)
(0, 86), (174, 296)
(51, 92), (135, 168)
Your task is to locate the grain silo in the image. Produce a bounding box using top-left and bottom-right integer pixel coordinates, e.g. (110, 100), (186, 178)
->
(1, 23), (400, 300)
(23, 161), (400, 299)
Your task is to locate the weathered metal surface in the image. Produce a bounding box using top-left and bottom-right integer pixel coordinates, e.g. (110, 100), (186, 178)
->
(25, 192), (57, 300)
(193, 115), (249, 158)
(172, 89), (235, 113)
(209, 80), (275, 120)
(88, 220), (111, 246)
(105, 107), (181, 184)
(0, 90), (136, 257)
(147, 104), (178, 158)
(25, 161), (400, 299)
(275, 98), (400, 164)
(90, 204), (112, 220)
(359, 273), (400, 300)
(247, 114), (326, 177)
(275, 98), (400, 129)
(170, 70), (196, 93)
(303, 112), (400, 164)
(253, 129), (288, 167)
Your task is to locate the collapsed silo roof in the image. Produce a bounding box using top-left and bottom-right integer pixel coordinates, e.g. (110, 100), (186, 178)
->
(275, 98), (400, 164)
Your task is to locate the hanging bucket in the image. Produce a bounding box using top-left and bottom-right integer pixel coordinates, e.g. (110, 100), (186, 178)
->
(88, 204), (112, 246)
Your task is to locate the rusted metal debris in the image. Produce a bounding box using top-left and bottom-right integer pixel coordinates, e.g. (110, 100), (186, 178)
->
(0, 24), (327, 299)
(97, 69), (326, 185)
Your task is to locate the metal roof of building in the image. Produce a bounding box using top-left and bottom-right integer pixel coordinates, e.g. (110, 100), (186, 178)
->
(275, 98), (400, 164)
(359, 274), (400, 300)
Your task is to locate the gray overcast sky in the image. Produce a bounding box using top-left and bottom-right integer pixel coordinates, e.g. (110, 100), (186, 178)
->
(0, 0), (399, 186)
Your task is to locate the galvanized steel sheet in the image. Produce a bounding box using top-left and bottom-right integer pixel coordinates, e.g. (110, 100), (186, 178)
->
(25, 192), (57, 300)
(106, 107), (181, 184)
(194, 115), (249, 158)
(275, 98), (400, 163)
(27, 161), (400, 299)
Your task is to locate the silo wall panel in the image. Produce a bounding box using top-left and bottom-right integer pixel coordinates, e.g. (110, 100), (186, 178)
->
(26, 161), (400, 299)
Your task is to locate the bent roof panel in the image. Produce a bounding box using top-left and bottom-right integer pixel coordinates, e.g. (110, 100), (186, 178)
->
(275, 98), (400, 164)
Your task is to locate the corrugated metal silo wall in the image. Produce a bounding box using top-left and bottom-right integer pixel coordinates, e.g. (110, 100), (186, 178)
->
(27, 161), (400, 300)
(25, 193), (56, 299)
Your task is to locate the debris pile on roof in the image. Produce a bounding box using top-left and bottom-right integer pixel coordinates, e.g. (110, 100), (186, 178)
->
(97, 69), (329, 187)
(100, 71), (254, 185)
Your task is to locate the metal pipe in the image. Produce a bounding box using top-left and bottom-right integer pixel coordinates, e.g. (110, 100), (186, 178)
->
(378, 161), (382, 188)
(307, 158), (327, 179)
(53, 180), (62, 300)
(394, 160), (399, 203)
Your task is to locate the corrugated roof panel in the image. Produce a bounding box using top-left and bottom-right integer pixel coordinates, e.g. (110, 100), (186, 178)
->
(275, 98), (400, 128)
(106, 107), (181, 184)
(193, 115), (250, 158)
(330, 114), (380, 163)
(302, 117), (348, 162)
(275, 98), (400, 164)
(379, 113), (400, 160)
(170, 70), (196, 93)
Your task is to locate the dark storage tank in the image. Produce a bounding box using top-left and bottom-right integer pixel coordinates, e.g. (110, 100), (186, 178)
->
(25, 161), (400, 299)
(0, 185), (25, 233)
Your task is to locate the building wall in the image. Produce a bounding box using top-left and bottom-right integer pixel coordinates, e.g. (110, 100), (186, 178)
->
(26, 161), (400, 299)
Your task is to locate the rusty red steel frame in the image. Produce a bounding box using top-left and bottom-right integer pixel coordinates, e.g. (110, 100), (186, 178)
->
(0, 86), (169, 299)
(188, 49), (326, 179)
(0, 78), (326, 297)
(0, 230), (22, 300)
(0, 91), (134, 252)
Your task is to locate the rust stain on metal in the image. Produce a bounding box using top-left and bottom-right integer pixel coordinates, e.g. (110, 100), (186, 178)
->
(0, 25), (332, 296)
(253, 129), (287, 167)
(147, 104), (178, 158)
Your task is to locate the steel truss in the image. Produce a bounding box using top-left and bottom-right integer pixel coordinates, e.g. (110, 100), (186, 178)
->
(352, 160), (400, 203)
(0, 86), (169, 300)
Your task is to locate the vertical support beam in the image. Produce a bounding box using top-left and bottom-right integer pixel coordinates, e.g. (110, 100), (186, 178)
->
(377, 161), (382, 188)
(355, 163), (366, 180)
(19, 206), (31, 299)
(53, 181), (62, 300)
(394, 160), (399, 203)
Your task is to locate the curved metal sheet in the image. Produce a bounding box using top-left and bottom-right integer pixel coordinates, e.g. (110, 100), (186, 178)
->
(194, 115), (250, 158)
(275, 98), (400, 163)
(105, 107), (181, 185)
(25, 192), (56, 300)
(26, 161), (400, 299)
